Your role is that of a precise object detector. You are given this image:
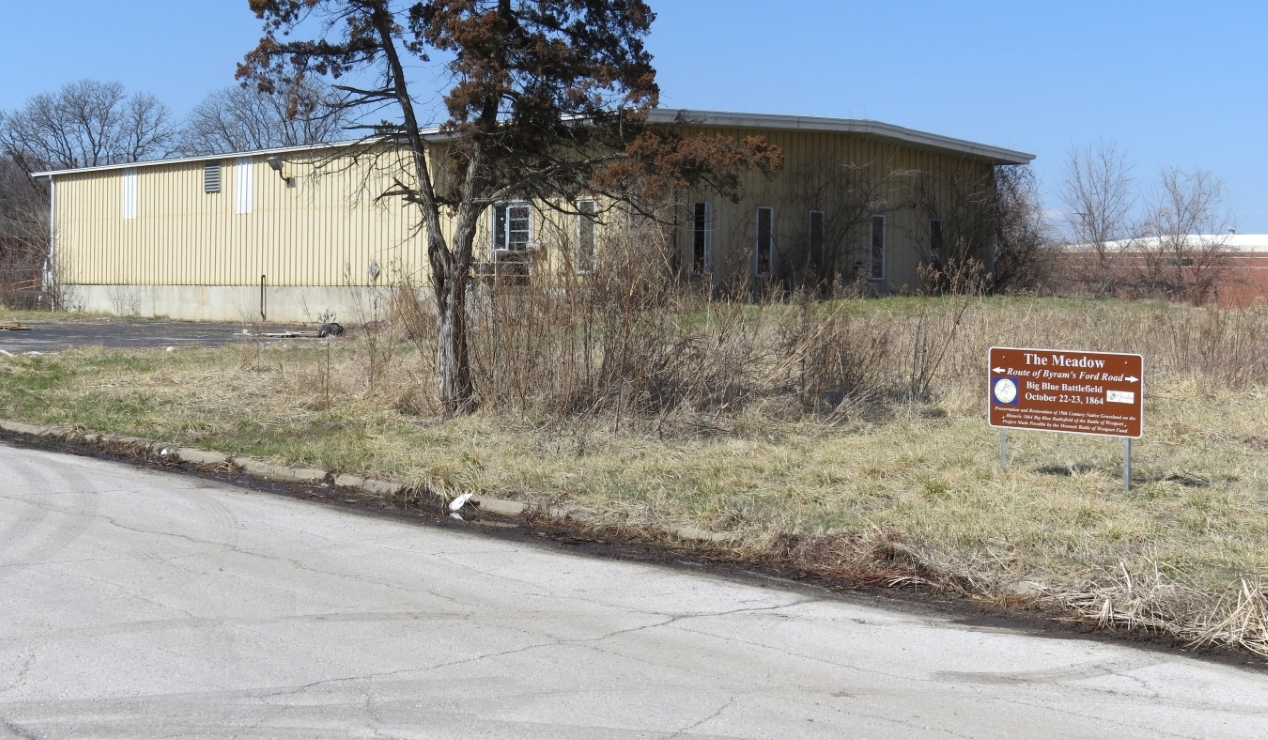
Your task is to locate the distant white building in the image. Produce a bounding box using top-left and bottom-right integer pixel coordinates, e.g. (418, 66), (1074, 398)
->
(1065, 233), (1268, 253)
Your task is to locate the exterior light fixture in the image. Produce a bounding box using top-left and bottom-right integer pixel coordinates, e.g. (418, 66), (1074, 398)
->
(265, 156), (293, 185)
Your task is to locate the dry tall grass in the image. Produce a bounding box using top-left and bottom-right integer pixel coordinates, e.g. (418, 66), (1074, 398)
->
(388, 225), (1268, 429)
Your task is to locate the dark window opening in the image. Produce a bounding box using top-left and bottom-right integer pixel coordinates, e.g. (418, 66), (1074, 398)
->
(809, 210), (825, 270)
(692, 201), (712, 274)
(869, 215), (885, 280)
(756, 207), (774, 277)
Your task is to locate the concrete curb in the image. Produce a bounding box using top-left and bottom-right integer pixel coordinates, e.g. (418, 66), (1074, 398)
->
(0, 417), (738, 544)
(175, 447), (230, 466)
(232, 456), (328, 484)
(674, 526), (741, 544)
(333, 473), (406, 497)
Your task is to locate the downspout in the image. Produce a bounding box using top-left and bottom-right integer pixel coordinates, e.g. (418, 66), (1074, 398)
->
(43, 176), (55, 306)
(986, 165), (999, 292)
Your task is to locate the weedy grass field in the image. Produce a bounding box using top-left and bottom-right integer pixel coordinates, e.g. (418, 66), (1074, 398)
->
(2, 293), (1267, 655)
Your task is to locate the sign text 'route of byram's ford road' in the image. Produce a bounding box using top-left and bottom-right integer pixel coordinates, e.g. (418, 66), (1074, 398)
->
(988, 347), (1143, 439)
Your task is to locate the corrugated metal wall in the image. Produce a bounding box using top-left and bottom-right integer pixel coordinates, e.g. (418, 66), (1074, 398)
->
(674, 127), (996, 291)
(54, 132), (996, 291)
(55, 147), (429, 287)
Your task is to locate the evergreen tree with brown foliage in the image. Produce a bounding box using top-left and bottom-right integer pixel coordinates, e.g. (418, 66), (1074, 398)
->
(240, 0), (780, 416)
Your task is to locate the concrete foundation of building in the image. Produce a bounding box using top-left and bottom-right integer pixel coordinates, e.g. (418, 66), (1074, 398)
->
(65, 284), (386, 323)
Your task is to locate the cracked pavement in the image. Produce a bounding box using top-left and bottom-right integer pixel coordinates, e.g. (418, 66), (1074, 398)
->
(1, 443), (1265, 738)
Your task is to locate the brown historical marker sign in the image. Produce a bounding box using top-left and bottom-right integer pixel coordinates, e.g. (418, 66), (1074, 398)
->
(989, 347), (1143, 439)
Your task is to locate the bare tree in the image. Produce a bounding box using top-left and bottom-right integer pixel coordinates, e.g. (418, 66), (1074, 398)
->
(1059, 141), (1137, 297)
(992, 165), (1054, 293)
(911, 164), (996, 294)
(0, 80), (173, 308)
(241, 0), (781, 416)
(0, 155), (50, 306)
(178, 80), (351, 155)
(1134, 167), (1232, 303)
(0, 79), (176, 173)
(783, 161), (910, 292)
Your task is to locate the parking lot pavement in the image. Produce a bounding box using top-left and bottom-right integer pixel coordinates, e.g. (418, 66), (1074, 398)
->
(0, 319), (302, 354)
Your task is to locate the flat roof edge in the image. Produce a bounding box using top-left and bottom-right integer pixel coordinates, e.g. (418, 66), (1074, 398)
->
(646, 109), (1034, 165)
(33, 109), (1035, 178)
(29, 136), (412, 179)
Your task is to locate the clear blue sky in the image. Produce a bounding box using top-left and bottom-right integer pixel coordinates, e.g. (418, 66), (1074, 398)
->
(3, 1), (1265, 230)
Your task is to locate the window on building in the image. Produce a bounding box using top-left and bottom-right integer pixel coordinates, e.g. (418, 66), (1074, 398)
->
(204, 162), (221, 194)
(692, 201), (713, 274)
(929, 219), (943, 264)
(809, 210), (825, 267)
(576, 199), (597, 272)
(122, 169), (137, 220)
(869, 214), (885, 280)
(234, 157), (253, 215)
(492, 202), (532, 254)
(755, 206), (774, 277)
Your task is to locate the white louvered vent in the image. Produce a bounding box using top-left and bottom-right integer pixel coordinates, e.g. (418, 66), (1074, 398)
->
(234, 157), (253, 214)
(204, 162), (221, 194)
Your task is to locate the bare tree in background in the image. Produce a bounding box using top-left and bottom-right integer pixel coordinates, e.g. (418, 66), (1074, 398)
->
(1134, 167), (1232, 303)
(178, 80), (351, 155)
(911, 164), (996, 294)
(0, 80), (173, 307)
(992, 165), (1054, 293)
(0, 79), (176, 173)
(1059, 141), (1137, 297)
(909, 164), (1053, 295)
(0, 156), (50, 306)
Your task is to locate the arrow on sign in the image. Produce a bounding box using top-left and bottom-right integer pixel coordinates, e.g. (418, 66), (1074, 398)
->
(992, 367), (1006, 373)
(1126, 376), (1139, 383)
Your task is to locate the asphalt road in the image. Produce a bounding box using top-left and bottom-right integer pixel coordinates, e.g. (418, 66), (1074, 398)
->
(0, 319), (256, 354)
(1, 444), (1265, 739)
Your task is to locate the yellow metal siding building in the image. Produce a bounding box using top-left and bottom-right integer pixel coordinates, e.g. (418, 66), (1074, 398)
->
(38, 111), (1032, 322)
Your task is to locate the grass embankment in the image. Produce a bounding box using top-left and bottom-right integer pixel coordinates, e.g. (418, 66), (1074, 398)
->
(2, 295), (1267, 656)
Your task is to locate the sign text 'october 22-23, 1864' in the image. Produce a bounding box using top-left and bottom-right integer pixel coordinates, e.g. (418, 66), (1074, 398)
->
(988, 347), (1143, 439)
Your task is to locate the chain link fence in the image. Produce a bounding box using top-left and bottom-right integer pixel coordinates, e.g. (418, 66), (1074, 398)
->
(0, 268), (46, 309)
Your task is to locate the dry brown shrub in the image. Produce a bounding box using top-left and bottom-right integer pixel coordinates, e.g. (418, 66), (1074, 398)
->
(376, 221), (1268, 432)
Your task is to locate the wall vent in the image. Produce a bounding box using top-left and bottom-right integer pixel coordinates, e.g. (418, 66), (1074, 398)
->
(204, 162), (221, 193)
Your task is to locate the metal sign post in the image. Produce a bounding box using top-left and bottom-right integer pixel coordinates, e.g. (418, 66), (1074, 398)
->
(989, 347), (1144, 487)
(1123, 438), (1132, 491)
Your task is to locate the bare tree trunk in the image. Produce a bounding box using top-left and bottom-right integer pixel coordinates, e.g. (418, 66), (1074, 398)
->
(371, 5), (483, 417)
(435, 265), (475, 416)
(428, 169), (486, 417)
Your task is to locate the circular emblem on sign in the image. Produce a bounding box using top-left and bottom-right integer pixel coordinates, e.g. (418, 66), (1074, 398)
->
(993, 378), (1017, 404)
